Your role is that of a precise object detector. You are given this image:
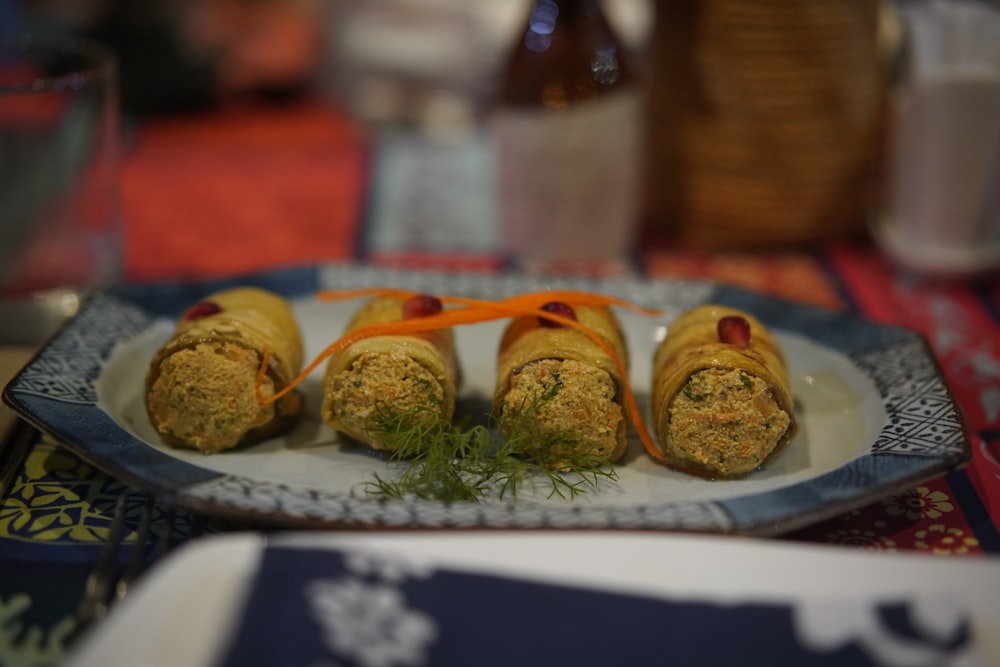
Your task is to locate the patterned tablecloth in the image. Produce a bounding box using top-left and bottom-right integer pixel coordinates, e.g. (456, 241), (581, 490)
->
(1, 100), (998, 667)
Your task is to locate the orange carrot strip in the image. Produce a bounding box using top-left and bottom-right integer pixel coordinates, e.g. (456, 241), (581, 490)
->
(316, 288), (421, 302)
(483, 303), (663, 462)
(315, 288), (663, 317)
(255, 303), (536, 405)
(544, 313), (663, 462)
(501, 291), (663, 317)
(439, 291), (662, 317)
(254, 290), (666, 462)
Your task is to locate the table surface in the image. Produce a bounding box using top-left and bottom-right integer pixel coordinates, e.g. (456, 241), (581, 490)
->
(2, 98), (999, 667)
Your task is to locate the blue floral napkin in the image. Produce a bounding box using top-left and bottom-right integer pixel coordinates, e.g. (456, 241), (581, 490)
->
(217, 545), (974, 667)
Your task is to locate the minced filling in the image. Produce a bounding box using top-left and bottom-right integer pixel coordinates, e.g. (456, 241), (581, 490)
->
(147, 342), (275, 453)
(667, 368), (790, 476)
(327, 352), (445, 447)
(500, 358), (623, 468)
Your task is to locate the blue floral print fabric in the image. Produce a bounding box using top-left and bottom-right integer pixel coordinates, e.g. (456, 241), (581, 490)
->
(218, 546), (974, 667)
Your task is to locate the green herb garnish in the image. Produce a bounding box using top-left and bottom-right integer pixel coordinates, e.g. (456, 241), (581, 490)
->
(361, 384), (619, 502)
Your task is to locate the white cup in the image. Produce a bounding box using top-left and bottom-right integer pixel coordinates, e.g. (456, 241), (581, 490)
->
(872, 0), (1000, 277)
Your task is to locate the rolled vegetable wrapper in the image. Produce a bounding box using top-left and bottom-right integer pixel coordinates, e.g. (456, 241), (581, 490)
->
(321, 296), (460, 450)
(492, 305), (629, 469)
(145, 287), (305, 454)
(652, 304), (797, 478)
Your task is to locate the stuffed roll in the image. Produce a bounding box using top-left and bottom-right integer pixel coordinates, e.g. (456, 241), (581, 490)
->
(651, 304), (797, 478)
(492, 303), (629, 469)
(321, 295), (460, 450)
(145, 287), (305, 454)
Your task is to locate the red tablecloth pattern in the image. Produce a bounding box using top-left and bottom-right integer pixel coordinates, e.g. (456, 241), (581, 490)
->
(122, 101), (368, 284)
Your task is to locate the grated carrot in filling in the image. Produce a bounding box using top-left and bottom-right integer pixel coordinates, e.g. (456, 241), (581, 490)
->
(256, 290), (666, 461)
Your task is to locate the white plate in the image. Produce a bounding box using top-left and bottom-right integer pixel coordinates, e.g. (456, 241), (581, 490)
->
(65, 531), (1000, 667)
(3, 263), (970, 534)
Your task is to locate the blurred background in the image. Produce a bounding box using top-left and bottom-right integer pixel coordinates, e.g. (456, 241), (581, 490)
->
(5, 0), (662, 267)
(6, 0), (653, 121)
(6, 0), (996, 269)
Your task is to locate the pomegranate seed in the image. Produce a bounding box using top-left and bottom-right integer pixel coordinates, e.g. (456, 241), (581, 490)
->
(184, 300), (223, 321)
(538, 301), (577, 328)
(717, 315), (751, 348)
(402, 294), (443, 319)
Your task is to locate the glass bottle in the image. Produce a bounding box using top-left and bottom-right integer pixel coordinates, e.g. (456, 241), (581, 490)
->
(491, 0), (643, 269)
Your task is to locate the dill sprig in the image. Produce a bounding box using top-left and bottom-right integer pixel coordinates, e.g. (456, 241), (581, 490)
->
(361, 384), (620, 503)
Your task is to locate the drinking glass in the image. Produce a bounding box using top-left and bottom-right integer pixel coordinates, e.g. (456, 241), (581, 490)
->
(0, 36), (122, 343)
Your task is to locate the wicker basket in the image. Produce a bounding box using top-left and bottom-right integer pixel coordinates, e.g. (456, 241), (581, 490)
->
(644, 0), (894, 247)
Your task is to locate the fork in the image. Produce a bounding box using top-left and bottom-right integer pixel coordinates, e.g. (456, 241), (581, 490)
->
(69, 494), (177, 643)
